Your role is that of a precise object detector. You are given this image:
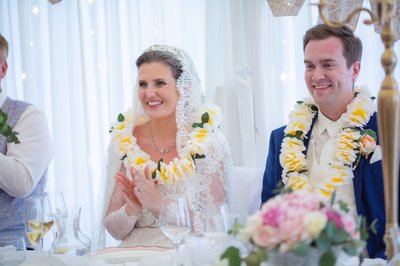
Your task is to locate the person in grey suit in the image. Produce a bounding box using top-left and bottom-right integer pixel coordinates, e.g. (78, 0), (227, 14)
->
(0, 33), (52, 243)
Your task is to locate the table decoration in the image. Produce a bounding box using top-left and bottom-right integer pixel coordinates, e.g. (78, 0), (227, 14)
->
(219, 189), (373, 266)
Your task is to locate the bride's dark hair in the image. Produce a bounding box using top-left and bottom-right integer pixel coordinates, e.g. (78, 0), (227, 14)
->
(136, 50), (183, 80)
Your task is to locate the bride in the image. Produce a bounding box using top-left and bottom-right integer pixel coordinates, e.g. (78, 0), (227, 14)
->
(95, 45), (232, 249)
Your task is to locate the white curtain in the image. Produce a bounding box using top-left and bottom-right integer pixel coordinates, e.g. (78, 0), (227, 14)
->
(1, 0), (398, 245)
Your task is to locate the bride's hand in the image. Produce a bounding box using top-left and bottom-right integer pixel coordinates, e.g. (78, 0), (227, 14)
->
(114, 171), (142, 215)
(131, 167), (167, 213)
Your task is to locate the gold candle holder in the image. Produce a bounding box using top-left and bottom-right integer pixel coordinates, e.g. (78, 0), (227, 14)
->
(317, 0), (400, 260)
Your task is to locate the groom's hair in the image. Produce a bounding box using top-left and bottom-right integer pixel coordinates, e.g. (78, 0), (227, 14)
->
(303, 24), (362, 68)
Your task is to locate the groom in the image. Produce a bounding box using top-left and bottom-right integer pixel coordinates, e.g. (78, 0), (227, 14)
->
(261, 24), (398, 259)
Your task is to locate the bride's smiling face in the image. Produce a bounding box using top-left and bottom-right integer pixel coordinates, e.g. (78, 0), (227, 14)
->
(137, 61), (180, 121)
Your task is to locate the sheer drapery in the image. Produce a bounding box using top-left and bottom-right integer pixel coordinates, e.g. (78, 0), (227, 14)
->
(0, 0), (399, 245)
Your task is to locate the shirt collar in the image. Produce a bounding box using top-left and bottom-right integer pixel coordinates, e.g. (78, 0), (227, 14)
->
(316, 110), (344, 137)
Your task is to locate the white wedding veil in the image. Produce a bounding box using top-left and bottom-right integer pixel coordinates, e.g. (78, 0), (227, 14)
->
(92, 45), (231, 250)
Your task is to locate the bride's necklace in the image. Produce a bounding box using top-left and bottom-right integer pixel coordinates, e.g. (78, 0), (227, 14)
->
(149, 124), (176, 155)
(280, 86), (376, 197)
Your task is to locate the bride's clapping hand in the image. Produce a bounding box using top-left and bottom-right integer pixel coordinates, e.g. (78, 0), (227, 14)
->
(131, 167), (166, 213)
(114, 171), (141, 214)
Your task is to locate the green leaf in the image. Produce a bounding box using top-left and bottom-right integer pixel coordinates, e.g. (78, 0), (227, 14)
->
(294, 130), (303, 139)
(117, 113), (125, 122)
(244, 248), (267, 266)
(291, 242), (310, 256)
(157, 158), (163, 171)
(192, 122), (203, 128)
(220, 247), (241, 266)
(319, 250), (336, 266)
(370, 219), (378, 235)
(332, 229), (350, 244)
(361, 129), (377, 141)
(310, 104), (319, 112)
(316, 230), (332, 252)
(201, 112), (209, 124)
(194, 154), (205, 159)
(296, 100), (304, 104)
(109, 127), (114, 133)
(151, 171), (156, 179)
(337, 200), (350, 213)
(330, 191), (337, 205)
(353, 154), (362, 168)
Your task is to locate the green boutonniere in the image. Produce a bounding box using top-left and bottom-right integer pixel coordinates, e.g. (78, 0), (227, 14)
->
(0, 109), (20, 144)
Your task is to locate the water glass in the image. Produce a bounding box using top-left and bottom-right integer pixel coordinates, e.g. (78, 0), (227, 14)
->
(0, 236), (26, 266)
(160, 197), (192, 253)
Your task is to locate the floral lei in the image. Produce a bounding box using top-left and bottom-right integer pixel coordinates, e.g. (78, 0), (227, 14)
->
(109, 105), (222, 185)
(280, 86), (377, 197)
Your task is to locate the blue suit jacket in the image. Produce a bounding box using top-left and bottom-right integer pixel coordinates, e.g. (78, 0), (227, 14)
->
(261, 113), (399, 259)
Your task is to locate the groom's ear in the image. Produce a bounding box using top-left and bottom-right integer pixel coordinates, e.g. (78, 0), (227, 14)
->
(351, 61), (361, 83)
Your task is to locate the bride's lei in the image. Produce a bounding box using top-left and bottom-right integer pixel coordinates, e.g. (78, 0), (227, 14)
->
(109, 105), (222, 185)
(280, 86), (377, 197)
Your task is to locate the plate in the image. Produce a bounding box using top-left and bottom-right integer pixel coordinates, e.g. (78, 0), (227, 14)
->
(91, 247), (172, 264)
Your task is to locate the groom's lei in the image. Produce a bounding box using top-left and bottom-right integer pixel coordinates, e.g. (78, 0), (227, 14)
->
(279, 86), (377, 197)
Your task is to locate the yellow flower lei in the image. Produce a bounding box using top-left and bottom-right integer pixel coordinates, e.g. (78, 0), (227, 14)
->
(109, 106), (222, 184)
(280, 86), (376, 197)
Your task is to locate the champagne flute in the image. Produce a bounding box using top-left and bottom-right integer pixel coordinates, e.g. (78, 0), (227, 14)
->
(42, 192), (67, 239)
(24, 196), (44, 251)
(160, 197), (192, 253)
(41, 194), (55, 237)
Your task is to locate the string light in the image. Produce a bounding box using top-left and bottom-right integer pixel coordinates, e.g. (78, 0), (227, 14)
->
(280, 72), (287, 81)
(31, 6), (39, 15)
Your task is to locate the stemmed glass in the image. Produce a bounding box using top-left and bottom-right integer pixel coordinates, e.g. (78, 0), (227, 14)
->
(24, 196), (44, 251)
(42, 192), (67, 239)
(160, 197), (192, 253)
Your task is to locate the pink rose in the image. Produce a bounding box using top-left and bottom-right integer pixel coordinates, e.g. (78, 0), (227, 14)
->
(262, 207), (284, 227)
(359, 134), (376, 157)
(342, 214), (359, 239)
(252, 225), (279, 248)
(325, 209), (344, 229)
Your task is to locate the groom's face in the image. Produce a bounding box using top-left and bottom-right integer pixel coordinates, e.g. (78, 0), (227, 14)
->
(304, 36), (360, 116)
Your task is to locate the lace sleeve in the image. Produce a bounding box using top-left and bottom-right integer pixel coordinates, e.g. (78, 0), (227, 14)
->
(104, 204), (138, 240)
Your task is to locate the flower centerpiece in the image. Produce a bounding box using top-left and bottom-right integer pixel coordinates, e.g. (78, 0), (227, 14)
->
(0, 109), (20, 144)
(220, 190), (374, 266)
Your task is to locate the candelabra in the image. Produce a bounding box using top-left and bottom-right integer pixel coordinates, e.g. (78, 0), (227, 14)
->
(318, 0), (400, 260)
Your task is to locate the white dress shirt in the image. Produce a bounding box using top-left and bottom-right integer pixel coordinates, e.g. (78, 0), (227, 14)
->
(306, 110), (357, 217)
(0, 92), (52, 198)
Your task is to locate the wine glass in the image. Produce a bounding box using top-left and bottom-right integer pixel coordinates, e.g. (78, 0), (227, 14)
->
(160, 197), (192, 253)
(24, 196), (44, 251)
(42, 192), (67, 239)
(205, 203), (238, 238)
(0, 236), (26, 266)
